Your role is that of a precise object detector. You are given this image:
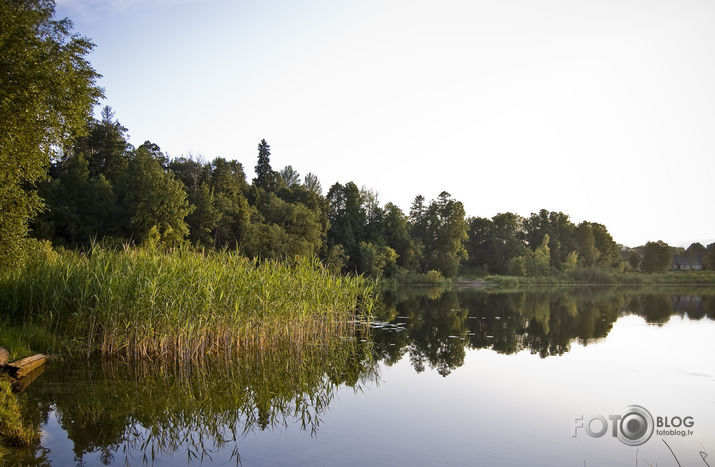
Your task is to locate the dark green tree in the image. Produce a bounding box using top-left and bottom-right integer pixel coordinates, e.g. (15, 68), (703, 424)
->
(327, 182), (365, 272)
(641, 241), (673, 273)
(33, 153), (120, 246)
(253, 139), (283, 192)
(0, 0), (102, 266)
(486, 213), (525, 274)
(383, 203), (419, 271)
(628, 251), (641, 270)
(74, 106), (131, 184)
(465, 217), (493, 273)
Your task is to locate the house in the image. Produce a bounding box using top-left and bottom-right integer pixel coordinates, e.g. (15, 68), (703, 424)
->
(671, 254), (703, 271)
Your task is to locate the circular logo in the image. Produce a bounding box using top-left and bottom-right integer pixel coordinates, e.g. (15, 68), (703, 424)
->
(617, 405), (654, 446)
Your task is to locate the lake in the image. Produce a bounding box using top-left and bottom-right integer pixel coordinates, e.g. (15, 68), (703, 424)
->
(8, 286), (715, 466)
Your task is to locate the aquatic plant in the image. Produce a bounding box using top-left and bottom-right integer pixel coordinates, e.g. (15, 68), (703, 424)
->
(0, 245), (375, 360)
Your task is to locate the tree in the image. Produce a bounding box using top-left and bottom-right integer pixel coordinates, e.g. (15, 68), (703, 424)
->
(382, 203), (419, 271)
(641, 241), (672, 273)
(33, 153), (121, 246)
(416, 192), (468, 277)
(703, 243), (715, 270)
(525, 234), (551, 275)
(484, 213), (524, 274)
(326, 182), (365, 271)
(359, 241), (398, 277)
(590, 223), (619, 266)
(248, 192), (323, 258)
(279, 165), (300, 187)
(253, 139), (282, 191)
(0, 0), (103, 266)
(121, 142), (194, 246)
(685, 242), (706, 264)
(303, 172), (322, 195)
(74, 107), (131, 184)
(186, 182), (221, 247)
(209, 158), (251, 248)
(575, 222), (598, 267)
(562, 250), (578, 272)
(524, 210), (576, 269)
(628, 251), (641, 270)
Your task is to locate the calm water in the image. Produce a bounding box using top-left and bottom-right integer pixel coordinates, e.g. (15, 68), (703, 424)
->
(8, 287), (715, 466)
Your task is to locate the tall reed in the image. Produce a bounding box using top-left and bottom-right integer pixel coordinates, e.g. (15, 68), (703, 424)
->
(0, 245), (375, 360)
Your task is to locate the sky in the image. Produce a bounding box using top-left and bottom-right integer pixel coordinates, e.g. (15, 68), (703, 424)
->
(55, 0), (715, 248)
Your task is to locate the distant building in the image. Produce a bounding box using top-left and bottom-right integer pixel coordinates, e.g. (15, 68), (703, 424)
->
(671, 254), (703, 271)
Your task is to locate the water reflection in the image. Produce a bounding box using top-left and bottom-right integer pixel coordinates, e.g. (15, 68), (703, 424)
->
(371, 286), (715, 375)
(9, 286), (715, 465)
(9, 340), (377, 465)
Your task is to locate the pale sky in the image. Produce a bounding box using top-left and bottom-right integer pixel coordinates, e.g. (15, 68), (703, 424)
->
(55, 0), (715, 247)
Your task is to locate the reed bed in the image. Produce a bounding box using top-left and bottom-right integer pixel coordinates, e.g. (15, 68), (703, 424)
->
(0, 246), (375, 360)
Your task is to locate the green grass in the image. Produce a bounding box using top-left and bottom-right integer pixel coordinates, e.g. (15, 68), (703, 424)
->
(0, 378), (39, 454)
(0, 245), (376, 360)
(0, 323), (64, 361)
(483, 269), (715, 288)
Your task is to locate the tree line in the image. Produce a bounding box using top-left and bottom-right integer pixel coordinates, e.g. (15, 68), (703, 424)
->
(3, 1), (714, 277)
(24, 107), (715, 277)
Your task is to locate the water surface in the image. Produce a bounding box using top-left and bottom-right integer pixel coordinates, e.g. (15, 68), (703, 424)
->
(9, 286), (715, 466)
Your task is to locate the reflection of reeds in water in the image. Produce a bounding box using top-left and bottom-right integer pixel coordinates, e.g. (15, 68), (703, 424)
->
(0, 246), (375, 360)
(14, 338), (378, 465)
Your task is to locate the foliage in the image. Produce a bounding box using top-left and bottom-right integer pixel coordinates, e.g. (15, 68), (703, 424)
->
(359, 241), (398, 277)
(628, 251), (641, 270)
(703, 243), (715, 270)
(279, 165), (301, 187)
(410, 192), (468, 277)
(253, 139), (283, 192)
(641, 240), (673, 273)
(0, 0), (102, 268)
(121, 142), (194, 246)
(304, 172), (322, 195)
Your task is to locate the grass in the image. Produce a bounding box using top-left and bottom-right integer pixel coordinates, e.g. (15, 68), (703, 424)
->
(483, 269), (715, 288)
(0, 245), (376, 361)
(0, 378), (39, 457)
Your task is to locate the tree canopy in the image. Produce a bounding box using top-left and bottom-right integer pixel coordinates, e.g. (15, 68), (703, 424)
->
(0, 0), (102, 267)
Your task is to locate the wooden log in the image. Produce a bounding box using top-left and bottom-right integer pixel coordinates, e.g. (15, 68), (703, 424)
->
(10, 365), (45, 393)
(0, 347), (8, 366)
(6, 354), (48, 379)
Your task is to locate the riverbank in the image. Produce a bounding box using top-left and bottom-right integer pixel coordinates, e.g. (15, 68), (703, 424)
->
(0, 246), (376, 360)
(381, 269), (715, 291)
(480, 269), (715, 288)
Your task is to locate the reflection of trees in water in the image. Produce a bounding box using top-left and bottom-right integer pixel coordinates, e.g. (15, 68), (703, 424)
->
(11, 288), (715, 464)
(373, 287), (715, 375)
(12, 340), (378, 465)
